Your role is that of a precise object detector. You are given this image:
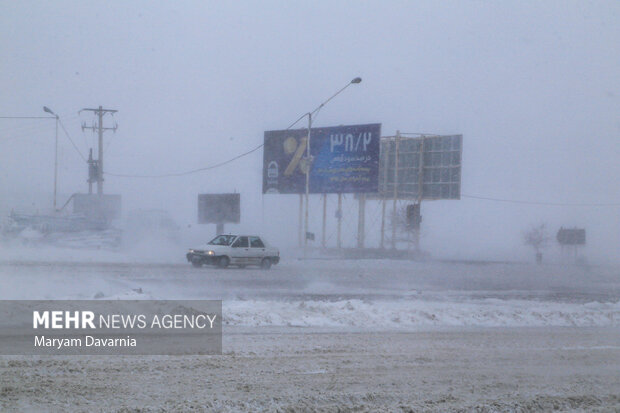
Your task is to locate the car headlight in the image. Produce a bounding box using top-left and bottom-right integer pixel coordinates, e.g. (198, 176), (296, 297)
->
(207, 250), (215, 255)
(189, 249), (195, 253)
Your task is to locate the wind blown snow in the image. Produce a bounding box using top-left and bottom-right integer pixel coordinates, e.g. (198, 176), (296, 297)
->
(222, 297), (620, 328)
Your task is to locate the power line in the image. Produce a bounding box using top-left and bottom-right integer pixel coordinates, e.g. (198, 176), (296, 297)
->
(106, 78), (360, 179)
(105, 143), (264, 178)
(0, 125), (55, 141)
(0, 116), (56, 136)
(105, 80), (358, 179)
(58, 118), (87, 162)
(0, 115), (87, 162)
(96, 127), (620, 207)
(105, 116), (312, 178)
(461, 194), (620, 207)
(0, 116), (53, 119)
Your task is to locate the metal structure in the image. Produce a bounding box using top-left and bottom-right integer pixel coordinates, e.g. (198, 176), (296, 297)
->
(262, 77), (362, 250)
(366, 132), (462, 250)
(264, 122), (380, 249)
(557, 228), (586, 245)
(81, 106), (118, 195)
(301, 78), (361, 251)
(264, 128), (463, 253)
(378, 133), (462, 200)
(198, 193), (241, 235)
(557, 227), (586, 263)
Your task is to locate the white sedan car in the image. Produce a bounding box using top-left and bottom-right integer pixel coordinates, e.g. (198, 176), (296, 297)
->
(186, 234), (280, 269)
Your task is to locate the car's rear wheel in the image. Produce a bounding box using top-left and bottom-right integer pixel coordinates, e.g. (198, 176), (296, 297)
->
(260, 258), (272, 270)
(218, 256), (230, 268)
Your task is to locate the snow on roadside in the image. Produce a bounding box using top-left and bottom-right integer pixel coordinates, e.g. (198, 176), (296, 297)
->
(222, 297), (620, 328)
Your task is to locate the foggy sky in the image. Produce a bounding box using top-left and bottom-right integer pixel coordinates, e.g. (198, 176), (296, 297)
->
(1, 1), (619, 262)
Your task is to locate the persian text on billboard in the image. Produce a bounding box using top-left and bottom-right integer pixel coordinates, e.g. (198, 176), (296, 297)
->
(263, 123), (381, 194)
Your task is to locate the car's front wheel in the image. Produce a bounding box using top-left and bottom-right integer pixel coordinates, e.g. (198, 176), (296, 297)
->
(191, 260), (203, 268)
(260, 258), (272, 270)
(218, 256), (230, 268)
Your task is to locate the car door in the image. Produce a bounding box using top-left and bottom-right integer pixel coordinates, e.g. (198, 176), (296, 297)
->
(249, 236), (266, 265)
(230, 236), (250, 264)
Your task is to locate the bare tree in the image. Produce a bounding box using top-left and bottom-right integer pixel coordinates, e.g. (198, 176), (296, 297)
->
(523, 223), (549, 264)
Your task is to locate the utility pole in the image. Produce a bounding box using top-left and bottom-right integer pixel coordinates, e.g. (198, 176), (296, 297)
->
(87, 149), (97, 194)
(81, 106), (117, 195)
(391, 131), (400, 249)
(42, 107), (59, 210)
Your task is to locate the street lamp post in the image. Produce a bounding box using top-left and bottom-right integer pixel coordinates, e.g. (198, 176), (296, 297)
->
(304, 111), (311, 250)
(43, 106), (59, 211)
(302, 77), (362, 252)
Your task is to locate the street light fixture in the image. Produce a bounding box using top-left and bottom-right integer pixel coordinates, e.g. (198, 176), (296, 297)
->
(302, 77), (362, 252)
(43, 106), (59, 211)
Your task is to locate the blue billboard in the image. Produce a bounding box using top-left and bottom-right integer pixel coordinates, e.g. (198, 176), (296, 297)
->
(263, 123), (381, 194)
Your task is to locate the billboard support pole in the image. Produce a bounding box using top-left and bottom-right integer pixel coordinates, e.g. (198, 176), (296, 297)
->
(415, 136), (425, 252)
(298, 194), (303, 248)
(380, 199), (386, 249)
(216, 223), (224, 236)
(337, 193), (342, 249)
(380, 140), (389, 249)
(357, 193), (366, 248)
(391, 131), (401, 249)
(322, 194), (327, 248)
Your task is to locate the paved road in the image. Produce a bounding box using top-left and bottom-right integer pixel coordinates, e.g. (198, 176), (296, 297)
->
(1, 258), (618, 303)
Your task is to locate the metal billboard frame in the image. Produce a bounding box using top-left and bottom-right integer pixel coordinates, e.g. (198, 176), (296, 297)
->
(359, 132), (462, 250)
(373, 133), (462, 201)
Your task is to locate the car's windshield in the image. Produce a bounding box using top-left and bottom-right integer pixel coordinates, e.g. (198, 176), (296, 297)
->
(207, 235), (236, 246)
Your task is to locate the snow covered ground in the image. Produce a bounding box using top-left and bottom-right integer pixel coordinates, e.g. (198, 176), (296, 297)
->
(2, 328), (619, 412)
(0, 249), (619, 411)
